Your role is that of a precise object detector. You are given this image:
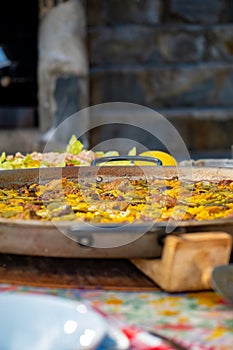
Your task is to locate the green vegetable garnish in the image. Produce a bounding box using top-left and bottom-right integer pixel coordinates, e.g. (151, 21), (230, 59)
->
(66, 135), (84, 155)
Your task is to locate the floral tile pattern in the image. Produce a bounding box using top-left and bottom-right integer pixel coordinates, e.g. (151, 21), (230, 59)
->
(0, 284), (233, 349)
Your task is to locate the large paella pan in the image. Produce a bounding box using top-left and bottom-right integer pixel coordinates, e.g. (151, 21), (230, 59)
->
(0, 165), (233, 258)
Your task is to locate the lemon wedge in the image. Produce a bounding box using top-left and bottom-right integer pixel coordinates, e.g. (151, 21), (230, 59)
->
(135, 150), (177, 166)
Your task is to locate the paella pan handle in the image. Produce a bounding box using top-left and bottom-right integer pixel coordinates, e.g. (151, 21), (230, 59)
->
(91, 155), (162, 166)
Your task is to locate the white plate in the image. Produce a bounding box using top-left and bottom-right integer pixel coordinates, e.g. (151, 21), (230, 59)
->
(0, 293), (107, 350)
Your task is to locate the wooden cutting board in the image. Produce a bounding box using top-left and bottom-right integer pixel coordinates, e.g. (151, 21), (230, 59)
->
(131, 232), (232, 292)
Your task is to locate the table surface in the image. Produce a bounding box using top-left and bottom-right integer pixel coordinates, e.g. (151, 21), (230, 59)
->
(0, 255), (233, 349)
(0, 254), (158, 291)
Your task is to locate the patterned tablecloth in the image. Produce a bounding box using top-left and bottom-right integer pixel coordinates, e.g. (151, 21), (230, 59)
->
(0, 284), (233, 350)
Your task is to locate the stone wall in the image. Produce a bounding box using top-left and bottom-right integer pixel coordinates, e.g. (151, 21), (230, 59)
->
(38, 0), (89, 147)
(87, 0), (233, 155)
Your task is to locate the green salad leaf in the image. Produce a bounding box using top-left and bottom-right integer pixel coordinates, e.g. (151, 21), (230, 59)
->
(0, 152), (6, 164)
(66, 135), (84, 155)
(128, 147), (136, 156)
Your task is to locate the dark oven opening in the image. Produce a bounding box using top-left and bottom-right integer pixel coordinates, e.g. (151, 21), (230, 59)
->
(0, 1), (38, 128)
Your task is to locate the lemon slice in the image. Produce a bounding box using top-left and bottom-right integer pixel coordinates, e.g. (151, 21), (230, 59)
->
(135, 150), (177, 166)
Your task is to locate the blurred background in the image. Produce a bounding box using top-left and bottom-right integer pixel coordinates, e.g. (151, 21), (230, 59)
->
(0, 0), (233, 159)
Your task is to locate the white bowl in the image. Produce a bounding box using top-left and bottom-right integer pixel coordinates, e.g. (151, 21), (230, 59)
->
(0, 293), (107, 350)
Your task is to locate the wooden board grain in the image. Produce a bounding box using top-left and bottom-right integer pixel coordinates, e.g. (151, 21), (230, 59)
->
(0, 254), (160, 291)
(132, 232), (232, 292)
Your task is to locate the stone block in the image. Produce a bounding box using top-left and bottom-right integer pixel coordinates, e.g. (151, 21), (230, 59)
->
(170, 0), (224, 24)
(90, 63), (233, 108)
(186, 118), (233, 150)
(90, 68), (145, 105)
(0, 129), (42, 154)
(162, 108), (233, 151)
(157, 27), (205, 62)
(206, 25), (233, 61)
(86, 0), (105, 26)
(86, 0), (161, 26)
(105, 0), (161, 25)
(224, 0), (233, 23)
(89, 25), (205, 65)
(89, 26), (159, 65)
(88, 106), (233, 153)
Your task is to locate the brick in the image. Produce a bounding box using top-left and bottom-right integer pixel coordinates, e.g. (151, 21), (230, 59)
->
(90, 63), (233, 108)
(170, 0), (224, 24)
(89, 25), (205, 65)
